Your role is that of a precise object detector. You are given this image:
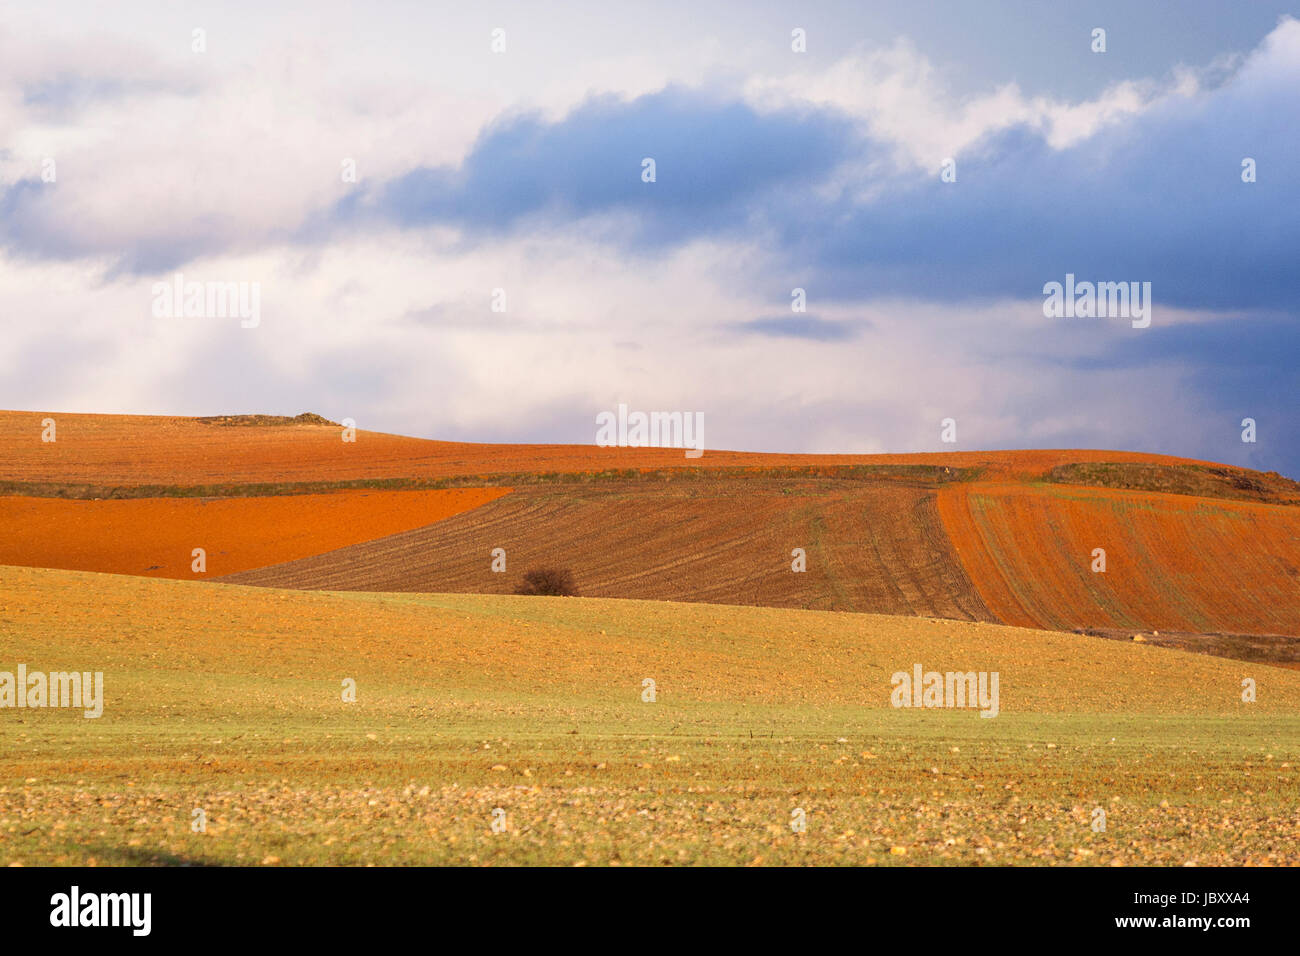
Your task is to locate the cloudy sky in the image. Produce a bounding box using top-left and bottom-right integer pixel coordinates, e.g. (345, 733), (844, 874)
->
(1, 1), (1296, 474)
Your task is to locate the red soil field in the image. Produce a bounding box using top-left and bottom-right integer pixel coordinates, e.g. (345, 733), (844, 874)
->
(0, 488), (509, 578)
(937, 482), (1300, 635)
(0, 409), (1219, 486)
(225, 480), (993, 620)
(2, 411), (1297, 661)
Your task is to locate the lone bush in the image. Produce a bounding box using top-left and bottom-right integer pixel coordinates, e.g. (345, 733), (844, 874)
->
(515, 567), (578, 596)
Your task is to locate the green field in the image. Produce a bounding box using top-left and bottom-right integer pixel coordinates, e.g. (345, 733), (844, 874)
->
(2, 567), (1297, 866)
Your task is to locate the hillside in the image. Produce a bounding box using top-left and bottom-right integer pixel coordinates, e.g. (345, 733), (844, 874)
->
(1, 410), (1297, 668)
(938, 482), (1300, 635)
(224, 478), (994, 620)
(0, 408), (1252, 489)
(2, 566), (1297, 866)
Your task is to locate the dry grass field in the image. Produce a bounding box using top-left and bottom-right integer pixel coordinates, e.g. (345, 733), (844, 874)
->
(2, 566), (1297, 866)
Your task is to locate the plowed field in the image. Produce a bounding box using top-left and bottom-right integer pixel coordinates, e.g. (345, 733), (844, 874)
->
(0, 409), (1218, 487)
(3, 411), (1297, 664)
(224, 480), (993, 620)
(0, 488), (509, 578)
(937, 482), (1300, 634)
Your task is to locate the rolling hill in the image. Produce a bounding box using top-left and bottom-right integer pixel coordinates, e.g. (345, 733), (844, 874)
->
(1, 409), (1297, 666)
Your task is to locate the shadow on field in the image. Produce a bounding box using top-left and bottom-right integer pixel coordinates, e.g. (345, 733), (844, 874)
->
(85, 844), (225, 867)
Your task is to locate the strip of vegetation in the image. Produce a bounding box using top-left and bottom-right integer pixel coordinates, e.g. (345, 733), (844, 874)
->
(0, 463), (984, 500)
(1048, 462), (1300, 506)
(195, 412), (340, 427)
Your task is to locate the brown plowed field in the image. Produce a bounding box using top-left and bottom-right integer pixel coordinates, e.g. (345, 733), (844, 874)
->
(4, 411), (1298, 657)
(0, 409), (1218, 486)
(0, 488), (509, 578)
(225, 479), (994, 620)
(937, 482), (1300, 634)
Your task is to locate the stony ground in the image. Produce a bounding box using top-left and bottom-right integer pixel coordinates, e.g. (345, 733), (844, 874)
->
(2, 568), (1297, 866)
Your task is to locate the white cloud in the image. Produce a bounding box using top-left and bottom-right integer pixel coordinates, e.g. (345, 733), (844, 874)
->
(743, 36), (1202, 169)
(0, 10), (1294, 472)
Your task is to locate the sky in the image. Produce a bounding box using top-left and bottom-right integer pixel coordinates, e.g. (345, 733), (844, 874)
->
(1, 1), (1296, 475)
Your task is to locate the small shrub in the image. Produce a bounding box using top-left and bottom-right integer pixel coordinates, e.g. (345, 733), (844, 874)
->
(515, 568), (578, 596)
